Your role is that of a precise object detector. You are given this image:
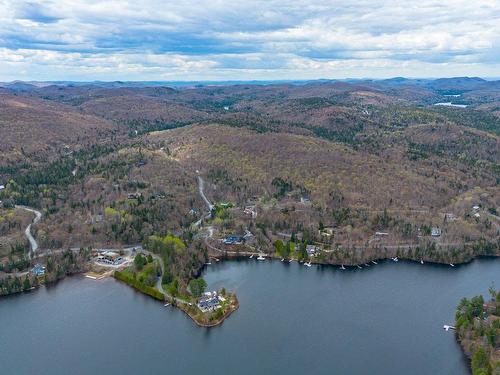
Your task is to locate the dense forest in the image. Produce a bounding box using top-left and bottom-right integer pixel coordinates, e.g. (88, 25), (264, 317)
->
(455, 287), (500, 375)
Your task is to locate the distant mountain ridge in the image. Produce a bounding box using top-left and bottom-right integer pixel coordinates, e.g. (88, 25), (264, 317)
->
(1, 77), (499, 91)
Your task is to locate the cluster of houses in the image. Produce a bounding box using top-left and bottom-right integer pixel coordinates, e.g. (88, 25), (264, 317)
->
(197, 291), (225, 312)
(96, 251), (124, 265)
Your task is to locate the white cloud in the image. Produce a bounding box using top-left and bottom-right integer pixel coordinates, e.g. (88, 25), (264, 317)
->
(0, 0), (498, 80)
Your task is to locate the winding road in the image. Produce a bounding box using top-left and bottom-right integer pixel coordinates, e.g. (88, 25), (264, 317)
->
(15, 205), (42, 259)
(197, 175), (214, 212)
(195, 173), (254, 256)
(194, 173), (216, 234)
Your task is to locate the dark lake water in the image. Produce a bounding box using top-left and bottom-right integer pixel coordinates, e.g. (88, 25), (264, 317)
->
(1, 258), (498, 374)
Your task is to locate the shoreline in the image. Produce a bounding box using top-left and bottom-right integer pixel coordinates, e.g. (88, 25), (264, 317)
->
(455, 333), (475, 374)
(453, 291), (499, 374)
(176, 294), (240, 328)
(1, 252), (498, 328)
(215, 250), (499, 268)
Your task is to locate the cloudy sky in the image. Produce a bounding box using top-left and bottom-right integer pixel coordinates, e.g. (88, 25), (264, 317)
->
(0, 0), (499, 81)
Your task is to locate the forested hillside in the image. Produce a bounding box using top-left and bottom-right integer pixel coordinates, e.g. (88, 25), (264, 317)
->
(0, 78), (498, 268)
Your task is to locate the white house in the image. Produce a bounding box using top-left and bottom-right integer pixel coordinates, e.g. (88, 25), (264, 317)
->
(431, 227), (441, 237)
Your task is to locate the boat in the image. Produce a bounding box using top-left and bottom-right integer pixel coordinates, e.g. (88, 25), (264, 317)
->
(281, 258), (284, 262)
(289, 259), (293, 263)
(257, 255), (266, 261)
(450, 263), (455, 267)
(392, 257), (399, 262)
(304, 262), (312, 267)
(340, 265), (346, 270)
(164, 303), (170, 307)
(249, 254), (254, 259)
(364, 263), (370, 267)
(372, 261), (378, 265)
(205, 262), (212, 265)
(420, 260), (424, 265)
(357, 265), (362, 269)
(443, 325), (455, 331)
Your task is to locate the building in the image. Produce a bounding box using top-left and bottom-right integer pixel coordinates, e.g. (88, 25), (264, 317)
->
(127, 192), (142, 200)
(243, 230), (253, 239)
(152, 192), (166, 200)
(0, 184), (5, 191)
(203, 291), (217, 298)
(96, 251), (123, 265)
(244, 205), (257, 218)
(320, 227), (335, 237)
(31, 264), (46, 277)
(431, 227), (441, 237)
(306, 245), (320, 256)
(197, 291), (222, 312)
(223, 235), (245, 245)
(300, 194), (311, 204)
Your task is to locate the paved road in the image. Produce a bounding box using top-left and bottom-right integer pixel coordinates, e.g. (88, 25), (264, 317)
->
(15, 205), (42, 259)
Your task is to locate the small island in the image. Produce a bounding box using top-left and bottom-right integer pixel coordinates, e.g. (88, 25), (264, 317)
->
(455, 286), (499, 375)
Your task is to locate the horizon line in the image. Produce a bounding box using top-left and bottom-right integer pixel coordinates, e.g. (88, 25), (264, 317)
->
(2, 76), (500, 84)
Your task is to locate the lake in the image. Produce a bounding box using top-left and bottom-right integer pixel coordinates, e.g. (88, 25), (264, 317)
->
(434, 102), (468, 108)
(0, 258), (498, 374)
